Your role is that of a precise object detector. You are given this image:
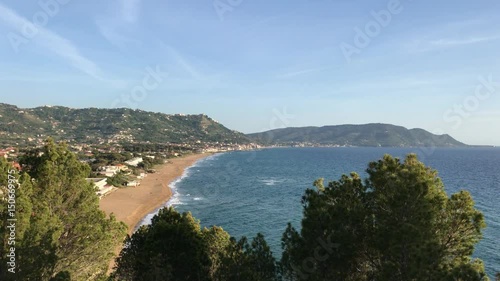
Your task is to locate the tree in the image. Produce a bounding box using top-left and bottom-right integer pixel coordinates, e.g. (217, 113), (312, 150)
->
(281, 174), (370, 281)
(247, 233), (279, 281)
(112, 207), (212, 281)
(281, 154), (488, 281)
(106, 171), (129, 187)
(202, 226), (231, 280)
(215, 234), (278, 281)
(0, 158), (35, 279)
(367, 155), (486, 281)
(112, 207), (278, 281)
(0, 139), (127, 280)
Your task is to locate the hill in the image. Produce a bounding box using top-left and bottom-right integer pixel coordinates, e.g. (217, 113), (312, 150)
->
(247, 124), (467, 147)
(0, 103), (251, 145)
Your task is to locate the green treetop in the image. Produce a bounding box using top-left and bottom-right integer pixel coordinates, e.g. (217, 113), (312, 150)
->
(0, 139), (127, 280)
(281, 154), (488, 281)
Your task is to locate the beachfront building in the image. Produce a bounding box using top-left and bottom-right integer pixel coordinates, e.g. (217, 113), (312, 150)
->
(86, 178), (115, 198)
(125, 157), (143, 167)
(99, 165), (128, 177)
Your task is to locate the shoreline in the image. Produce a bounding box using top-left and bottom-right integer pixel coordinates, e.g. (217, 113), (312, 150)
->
(99, 153), (212, 235)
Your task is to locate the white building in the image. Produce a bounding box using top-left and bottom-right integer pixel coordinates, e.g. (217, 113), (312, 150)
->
(99, 165), (128, 177)
(125, 157), (143, 167)
(86, 178), (115, 198)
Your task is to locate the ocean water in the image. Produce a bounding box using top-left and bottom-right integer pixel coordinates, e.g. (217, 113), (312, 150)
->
(143, 147), (500, 277)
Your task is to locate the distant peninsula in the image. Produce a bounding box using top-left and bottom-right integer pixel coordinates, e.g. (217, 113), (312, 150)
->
(247, 124), (467, 147)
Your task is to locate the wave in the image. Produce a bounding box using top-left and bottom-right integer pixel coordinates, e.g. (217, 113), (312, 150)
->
(190, 152), (225, 168)
(134, 153), (226, 231)
(260, 178), (285, 186)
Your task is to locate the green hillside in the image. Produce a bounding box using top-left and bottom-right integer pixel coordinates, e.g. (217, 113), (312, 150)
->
(0, 103), (251, 145)
(247, 124), (467, 147)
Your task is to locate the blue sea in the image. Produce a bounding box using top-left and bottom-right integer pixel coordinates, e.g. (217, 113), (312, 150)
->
(140, 147), (500, 277)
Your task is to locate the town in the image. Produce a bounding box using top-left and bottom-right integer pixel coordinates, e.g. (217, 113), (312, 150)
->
(0, 140), (261, 199)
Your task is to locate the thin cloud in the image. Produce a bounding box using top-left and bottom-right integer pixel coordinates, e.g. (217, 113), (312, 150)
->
(96, 18), (141, 49)
(276, 67), (325, 79)
(158, 43), (232, 92)
(430, 36), (500, 46)
(0, 4), (105, 80)
(399, 17), (500, 54)
(96, 0), (142, 48)
(407, 35), (500, 53)
(162, 44), (204, 81)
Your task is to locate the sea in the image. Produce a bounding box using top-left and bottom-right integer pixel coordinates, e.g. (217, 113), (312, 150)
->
(139, 147), (500, 277)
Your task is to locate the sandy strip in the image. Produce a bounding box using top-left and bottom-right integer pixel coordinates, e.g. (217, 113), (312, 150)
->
(99, 153), (211, 235)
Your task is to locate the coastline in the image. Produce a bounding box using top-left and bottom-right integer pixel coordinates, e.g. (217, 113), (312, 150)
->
(99, 153), (212, 235)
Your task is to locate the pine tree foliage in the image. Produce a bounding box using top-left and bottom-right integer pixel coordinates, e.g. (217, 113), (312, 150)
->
(112, 207), (278, 281)
(281, 154), (489, 281)
(0, 140), (127, 280)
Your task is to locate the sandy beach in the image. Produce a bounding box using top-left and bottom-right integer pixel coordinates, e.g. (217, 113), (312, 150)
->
(99, 153), (211, 235)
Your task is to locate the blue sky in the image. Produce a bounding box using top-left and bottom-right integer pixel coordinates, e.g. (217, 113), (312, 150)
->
(0, 0), (499, 145)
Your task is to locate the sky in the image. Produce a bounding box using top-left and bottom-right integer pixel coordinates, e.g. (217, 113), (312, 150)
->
(0, 0), (499, 145)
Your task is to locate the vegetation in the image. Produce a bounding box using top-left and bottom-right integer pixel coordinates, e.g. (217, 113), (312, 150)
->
(112, 154), (491, 281)
(0, 139), (493, 280)
(247, 124), (466, 147)
(0, 140), (127, 280)
(111, 207), (277, 281)
(122, 143), (193, 154)
(0, 103), (251, 146)
(215, 234), (278, 281)
(138, 156), (165, 170)
(281, 154), (488, 281)
(106, 172), (130, 187)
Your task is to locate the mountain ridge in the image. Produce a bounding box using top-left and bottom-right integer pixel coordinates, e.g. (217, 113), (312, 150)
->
(0, 103), (251, 146)
(247, 123), (467, 147)
(1, 103), (468, 147)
